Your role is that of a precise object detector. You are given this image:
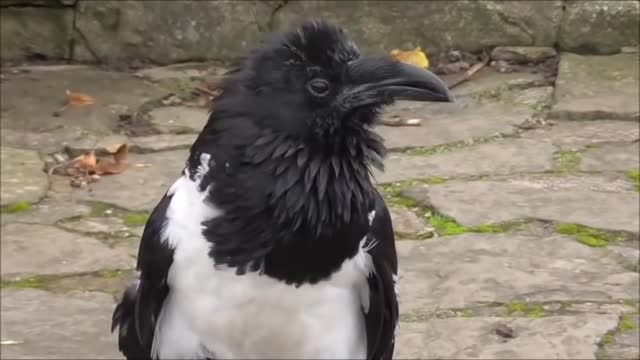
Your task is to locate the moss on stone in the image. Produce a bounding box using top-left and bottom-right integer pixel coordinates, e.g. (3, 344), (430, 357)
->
(89, 202), (116, 217)
(531, 101), (551, 115)
(0, 201), (32, 214)
(553, 150), (582, 174)
(1, 269), (132, 297)
(458, 309), (474, 318)
(122, 212), (149, 227)
(555, 222), (620, 247)
(618, 314), (638, 332)
(404, 133), (509, 157)
(423, 176), (447, 185)
(625, 169), (640, 192)
(600, 333), (615, 346)
(504, 301), (546, 318)
(428, 213), (468, 236)
(0, 275), (48, 289)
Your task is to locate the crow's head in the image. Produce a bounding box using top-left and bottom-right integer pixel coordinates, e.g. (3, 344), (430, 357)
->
(216, 20), (452, 144)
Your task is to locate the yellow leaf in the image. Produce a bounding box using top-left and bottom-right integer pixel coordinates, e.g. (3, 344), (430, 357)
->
(390, 46), (430, 69)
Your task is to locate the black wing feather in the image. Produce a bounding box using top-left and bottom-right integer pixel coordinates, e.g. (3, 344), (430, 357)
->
(112, 194), (174, 360)
(365, 191), (399, 360)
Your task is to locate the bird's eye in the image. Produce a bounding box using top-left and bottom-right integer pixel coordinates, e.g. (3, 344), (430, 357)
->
(307, 79), (331, 97)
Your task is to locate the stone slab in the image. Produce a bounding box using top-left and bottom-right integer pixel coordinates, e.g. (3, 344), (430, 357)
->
(0, 147), (48, 206)
(376, 98), (525, 151)
(521, 120), (640, 149)
(581, 142), (640, 172)
(64, 134), (130, 157)
(149, 106), (208, 134)
(70, 149), (187, 212)
(395, 314), (619, 359)
(58, 216), (144, 239)
(131, 134), (198, 153)
(0, 197), (91, 227)
(74, 1), (277, 63)
(274, 1), (562, 55)
(389, 207), (429, 237)
(376, 139), (556, 183)
(0, 127), (89, 155)
(0, 7), (73, 61)
(0, 67), (168, 134)
(405, 175), (640, 233)
(551, 53), (640, 120)
(0, 223), (134, 279)
(0, 289), (121, 359)
(559, 0), (640, 54)
(598, 314), (640, 360)
(395, 236), (638, 316)
(446, 68), (546, 99)
(375, 69), (549, 151)
(491, 46), (557, 64)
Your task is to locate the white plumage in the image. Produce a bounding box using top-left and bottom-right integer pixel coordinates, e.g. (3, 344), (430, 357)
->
(151, 155), (375, 359)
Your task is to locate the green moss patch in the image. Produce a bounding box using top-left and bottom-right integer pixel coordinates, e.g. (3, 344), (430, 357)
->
(0, 201), (32, 214)
(553, 150), (582, 174)
(404, 134), (509, 157)
(426, 212), (528, 237)
(1, 269), (133, 297)
(618, 314), (638, 332)
(555, 223), (623, 247)
(625, 169), (640, 192)
(86, 201), (150, 228)
(0, 276), (48, 289)
(378, 181), (531, 237)
(504, 301), (546, 318)
(600, 333), (615, 346)
(122, 212), (149, 227)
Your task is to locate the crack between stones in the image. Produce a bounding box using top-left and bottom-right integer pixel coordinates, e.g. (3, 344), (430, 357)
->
(494, 10), (536, 46)
(401, 299), (639, 322)
(69, 5), (101, 63)
(267, 0), (289, 31)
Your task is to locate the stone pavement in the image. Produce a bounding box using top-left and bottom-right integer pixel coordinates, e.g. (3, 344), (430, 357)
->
(1, 52), (639, 359)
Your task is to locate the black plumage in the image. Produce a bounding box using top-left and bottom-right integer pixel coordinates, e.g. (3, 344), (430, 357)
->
(112, 19), (452, 360)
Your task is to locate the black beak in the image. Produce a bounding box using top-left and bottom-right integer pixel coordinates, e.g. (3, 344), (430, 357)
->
(345, 56), (453, 107)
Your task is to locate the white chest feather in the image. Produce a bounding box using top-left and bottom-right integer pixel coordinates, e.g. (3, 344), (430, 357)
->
(152, 162), (374, 359)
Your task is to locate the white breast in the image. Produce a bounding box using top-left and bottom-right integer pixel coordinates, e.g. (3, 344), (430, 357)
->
(151, 158), (373, 360)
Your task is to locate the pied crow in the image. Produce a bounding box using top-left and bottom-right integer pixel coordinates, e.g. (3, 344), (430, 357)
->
(112, 19), (452, 360)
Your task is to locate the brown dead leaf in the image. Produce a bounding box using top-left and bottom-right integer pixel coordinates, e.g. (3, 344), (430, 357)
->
(66, 90), (96, 106)
(112, 143), (129, 163)
(390, 46), (430, 69)
(95, 160), (127, 175)
(71, 151), (97, 172)
(95, 143), (129, 175)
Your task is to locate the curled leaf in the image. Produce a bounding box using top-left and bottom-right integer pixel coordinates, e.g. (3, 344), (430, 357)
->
(390, 46), (430, 69)
(112, 143), (129, 163)
(95, 160), (127, 175)
(71, 151), (97, 172)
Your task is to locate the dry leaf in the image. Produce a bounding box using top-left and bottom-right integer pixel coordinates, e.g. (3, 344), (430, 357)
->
(95, 143), (129, 175)
(71, 151), (97, 172)
(66, 90), (95, 106)
(390, 46), (430, 69)
(105, 143), (123, 153)
(95, 160), (127, 175)
(112, 143), (129, 163)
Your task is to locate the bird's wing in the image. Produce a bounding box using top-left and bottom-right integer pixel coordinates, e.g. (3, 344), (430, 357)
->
(112, 194), (174, 360)
(364, 191), (399, 360)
